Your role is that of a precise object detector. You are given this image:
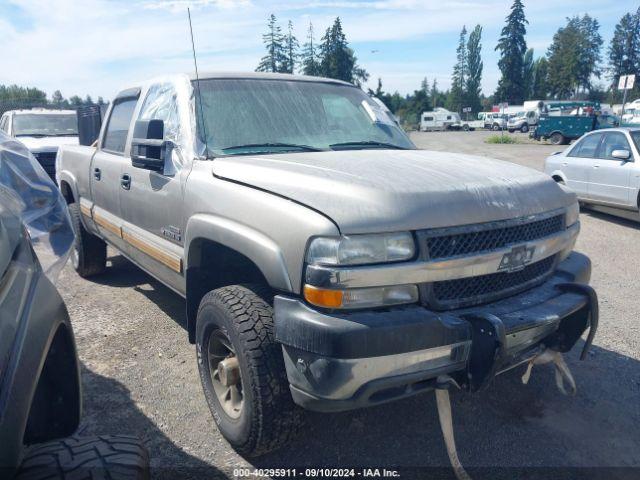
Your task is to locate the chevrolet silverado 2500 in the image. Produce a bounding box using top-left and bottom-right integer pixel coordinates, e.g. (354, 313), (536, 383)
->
(56, 72), (598, 457)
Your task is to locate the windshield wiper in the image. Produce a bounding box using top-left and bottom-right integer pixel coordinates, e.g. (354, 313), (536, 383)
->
(221, 142), (325, 153)
(15, 133), (47, 138)
(329, 140), (409, 150)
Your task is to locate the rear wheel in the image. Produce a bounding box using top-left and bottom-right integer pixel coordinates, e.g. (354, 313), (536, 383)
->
(549, 132), (565, 145)
(68, 203), (106, 278)
(196, 284), (302, 457)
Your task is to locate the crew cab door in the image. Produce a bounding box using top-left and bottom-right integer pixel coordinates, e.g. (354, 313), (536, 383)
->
(90, 90), (140, 250)
(560, 132), (603, 199)
(118, 82), (188, 293)
(588, 131), (635, 207)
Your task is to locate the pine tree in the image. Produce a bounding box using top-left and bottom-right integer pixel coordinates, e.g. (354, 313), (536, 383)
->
(522, 48), (534, 99)
(466, 25), (483, 113)
(448, 26), (467, 112)
(256, 14), (287, 73)
(301, 22), (321, 76)
(546, 15), (602, 98)
(531, 57), (549, 99)
(318, 18), (368, 85)
(608, 8), (640, 92)
(52, 90), (64, 107)
(282, 20), (299, 74)
(430, 79), (439, 109)
(495, 0), (528, 103)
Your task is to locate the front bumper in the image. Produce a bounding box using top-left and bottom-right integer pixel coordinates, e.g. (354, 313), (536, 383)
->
(274, 252), (595, 412)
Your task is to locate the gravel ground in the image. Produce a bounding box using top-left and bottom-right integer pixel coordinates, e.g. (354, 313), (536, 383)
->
(59, 130), (640, 479)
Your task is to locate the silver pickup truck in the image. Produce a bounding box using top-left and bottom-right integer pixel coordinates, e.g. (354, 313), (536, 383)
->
(56, 72), (598, 457)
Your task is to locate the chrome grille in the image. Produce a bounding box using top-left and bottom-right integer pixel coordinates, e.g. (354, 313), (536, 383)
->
(426, 255), (557, 309)
(423, 213), (565, 260)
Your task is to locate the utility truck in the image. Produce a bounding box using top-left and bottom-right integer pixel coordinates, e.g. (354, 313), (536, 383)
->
(56, 72), (598, 461)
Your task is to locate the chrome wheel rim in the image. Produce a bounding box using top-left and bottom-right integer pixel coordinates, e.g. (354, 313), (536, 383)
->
(208, 330), (243, 419)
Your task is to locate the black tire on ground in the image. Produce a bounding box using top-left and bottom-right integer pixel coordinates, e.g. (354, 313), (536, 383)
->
(549, 132), (565, 145)
(15, 435), (149, 480)
(462, 124), (469, 131)
(196, 284), (302, 457)
(68, 203), (106, 278)
(521, 124), (529, 133)
(508, 129), (515, 133)
(492, 124), (500, 131)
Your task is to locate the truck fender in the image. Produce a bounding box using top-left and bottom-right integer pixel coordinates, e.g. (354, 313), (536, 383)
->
(57, 170), (79, 205)
(184, 214), (293, 342)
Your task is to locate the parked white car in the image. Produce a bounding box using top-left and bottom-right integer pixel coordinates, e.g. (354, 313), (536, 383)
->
(545, 127), (640, 221)
(0, 108), (78, 181)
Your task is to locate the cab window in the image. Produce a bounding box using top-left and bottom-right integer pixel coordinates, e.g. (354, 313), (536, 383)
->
(102, 98), (138, 154)
(568, 133), (603, 159)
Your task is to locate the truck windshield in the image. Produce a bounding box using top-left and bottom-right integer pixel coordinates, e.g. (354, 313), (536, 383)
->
(12, 114), (78, 137)
(195, 79), (414, 156)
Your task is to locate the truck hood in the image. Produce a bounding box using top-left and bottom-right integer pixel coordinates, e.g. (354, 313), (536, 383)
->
(17, 135), (78, 152)
(212, 149), (575, 233)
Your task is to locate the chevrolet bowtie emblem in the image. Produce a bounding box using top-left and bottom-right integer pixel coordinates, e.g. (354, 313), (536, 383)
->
(498, 245), (536, 273)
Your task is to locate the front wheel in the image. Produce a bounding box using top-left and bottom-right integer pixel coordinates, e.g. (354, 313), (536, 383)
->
(521, 124), (529, 133)
(196, 284), (302, 457)
(492, 124), (500, 131)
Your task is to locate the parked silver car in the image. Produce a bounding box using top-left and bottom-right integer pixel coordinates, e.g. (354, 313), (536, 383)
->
(545, 127), (640, 221)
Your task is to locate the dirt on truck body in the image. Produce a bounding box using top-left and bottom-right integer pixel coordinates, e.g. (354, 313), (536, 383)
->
(55, 72), (598, 465)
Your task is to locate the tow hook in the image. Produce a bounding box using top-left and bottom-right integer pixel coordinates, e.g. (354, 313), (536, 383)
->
(435, 376), (472, 480)
(521, 349), (577, 396)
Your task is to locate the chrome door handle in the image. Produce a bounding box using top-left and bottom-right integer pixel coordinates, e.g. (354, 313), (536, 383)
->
(93, 167), (101, 180)
(593, 165), (600, 169)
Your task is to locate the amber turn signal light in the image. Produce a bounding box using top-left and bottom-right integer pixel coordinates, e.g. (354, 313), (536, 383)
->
(303, 285), (344, 308)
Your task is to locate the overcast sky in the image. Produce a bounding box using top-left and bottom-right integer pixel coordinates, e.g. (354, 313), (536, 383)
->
(0, 0), (636, 101)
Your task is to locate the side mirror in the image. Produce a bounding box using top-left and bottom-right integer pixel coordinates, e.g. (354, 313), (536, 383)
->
(611, 149), (631, 161)
(131, 119), (171, 171)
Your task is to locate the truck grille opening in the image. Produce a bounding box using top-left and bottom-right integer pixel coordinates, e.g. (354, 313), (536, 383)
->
(426, 255), (557, 310)
(423, 213), (564, 260)
(32, 152), (57, 182)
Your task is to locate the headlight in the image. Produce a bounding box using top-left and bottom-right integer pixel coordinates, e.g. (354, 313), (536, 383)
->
(306, 232), (415, 266)
(566, 202), (579, 227)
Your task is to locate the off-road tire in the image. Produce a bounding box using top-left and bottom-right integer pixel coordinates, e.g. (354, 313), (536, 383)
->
(550, 132), (566, 146)
(15, 435), (149, 480)
(68, 203), (106, 278)
(196, 284), (302, 457)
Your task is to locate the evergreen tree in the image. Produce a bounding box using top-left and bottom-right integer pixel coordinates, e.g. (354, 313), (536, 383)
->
(282, 20), (299, 74)
(531, 57), (549, 99)
(546, 15), (602, 98)
(97, 97), (106, 106)
(301, 22), (321, 76)
(68, 95), (83, 108)
(447, 26), (467, 112)
(522, 48), (534, 99)
(608, 8), (640, 95)
(256, 14), (287, 73)
(430, 79), (439, 109)
(466, 25), (483, 114)
(84, 95), (93, 105)
(494, 0), (528, 103)
(52, 90), (65, 107)
(318, 18), (368, 85)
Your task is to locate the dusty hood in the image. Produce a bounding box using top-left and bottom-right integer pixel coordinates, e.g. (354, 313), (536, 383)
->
(212, 149), (575, 233)
(18, 135), (78, 152)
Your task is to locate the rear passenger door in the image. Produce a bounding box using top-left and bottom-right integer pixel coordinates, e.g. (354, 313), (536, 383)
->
(90, 89), (140, 250)
(562, 132), (603, 199)
(589, 131), (634, 206)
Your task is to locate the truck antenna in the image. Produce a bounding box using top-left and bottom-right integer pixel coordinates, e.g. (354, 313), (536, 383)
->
(188, 7), (210, 158)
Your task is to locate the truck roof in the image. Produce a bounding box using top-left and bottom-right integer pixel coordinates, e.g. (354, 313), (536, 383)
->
(191, 71), (353, 86)
(3, 108), (76, 116)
